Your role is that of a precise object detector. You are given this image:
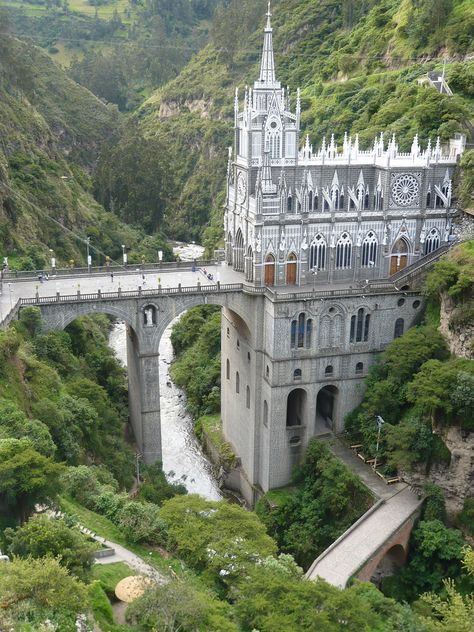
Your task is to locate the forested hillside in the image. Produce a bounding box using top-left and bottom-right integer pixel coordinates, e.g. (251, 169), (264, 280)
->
(92, 0), (474, 246)
(0, 16), (176, 268)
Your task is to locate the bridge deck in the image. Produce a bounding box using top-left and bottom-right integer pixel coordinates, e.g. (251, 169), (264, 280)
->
(306, 486), (422, 588)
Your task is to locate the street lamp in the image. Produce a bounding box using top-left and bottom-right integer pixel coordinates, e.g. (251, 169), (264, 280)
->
(158, 250), (163, 264)
(85, 237), (91, 272)
(49, 249), (56, 276)
(373, 415), (385, 471)
(122, 245), (127, 266)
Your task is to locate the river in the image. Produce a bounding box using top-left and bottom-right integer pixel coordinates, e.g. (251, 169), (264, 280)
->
(108, 243), (223, 501)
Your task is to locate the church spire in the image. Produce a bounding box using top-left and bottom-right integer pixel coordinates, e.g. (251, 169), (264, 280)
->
(259, 1), (276, 85)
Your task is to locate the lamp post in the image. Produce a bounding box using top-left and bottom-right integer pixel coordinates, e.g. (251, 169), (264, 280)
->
(122, 245), (127, 267)
(373, 415), (385, 471)
(85, 237), (91, 272)
(158, 250), (163, 267)
(49, 249), (56, 276)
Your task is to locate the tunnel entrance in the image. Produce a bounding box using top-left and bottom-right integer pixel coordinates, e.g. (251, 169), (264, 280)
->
(316, 385), (338, 433)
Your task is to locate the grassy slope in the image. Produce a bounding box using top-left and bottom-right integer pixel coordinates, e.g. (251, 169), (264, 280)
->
(138, 0), (473, 244)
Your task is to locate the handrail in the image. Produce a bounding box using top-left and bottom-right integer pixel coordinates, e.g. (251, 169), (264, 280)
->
(1, 259), (218, 282)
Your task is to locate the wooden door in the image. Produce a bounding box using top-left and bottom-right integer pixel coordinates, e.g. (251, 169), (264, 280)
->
(265, 257), (275, 286)
(286, 259), (297, 285)
(390, 255), (408, 275)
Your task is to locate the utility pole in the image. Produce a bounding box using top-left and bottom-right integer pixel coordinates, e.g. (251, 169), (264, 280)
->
(86, 237), (91, 272)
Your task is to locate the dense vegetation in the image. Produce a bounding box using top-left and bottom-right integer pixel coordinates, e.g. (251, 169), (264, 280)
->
(346, 242), (474, 472)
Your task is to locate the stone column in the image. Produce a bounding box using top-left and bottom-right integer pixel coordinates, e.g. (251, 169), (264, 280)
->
(138, 352), (162, 464)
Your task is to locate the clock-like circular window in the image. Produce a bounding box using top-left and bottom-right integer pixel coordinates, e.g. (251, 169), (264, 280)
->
(391, 174), (420, 207)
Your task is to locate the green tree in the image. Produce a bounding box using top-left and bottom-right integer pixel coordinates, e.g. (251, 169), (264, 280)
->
(0, 438), (64, 524)
(0, 556), (87, 632)
(5, 515), (98, 581)
(160, 494), (277, 587)
(127, 578), (238, 632)
(0, 399), (56, 457)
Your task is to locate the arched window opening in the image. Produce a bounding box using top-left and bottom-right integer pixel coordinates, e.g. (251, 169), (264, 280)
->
(294, 369), (302, 381)
(336, 233), (352, 270)
(356, 362), (364, 375)
(298, 313), (305, 348)
(291, 313), (312, 349)
(263, 400), (269, 427)
(362, 232), (378, 268)
(308, 190), (313, 211)
(246, 386), (250, 409)
(364, 190), (370, 210)
(350, 197), (355, 211)
(426, 191), (431, 207)
(143, 305), (157, 327)
(351, 308), (370, 343)
(306, 319), (313, 349)
(325, 365), (334, 376)
(394, 318), (404, 339)
(287, 195), (293, 213)
(247, 352), (251, 363)
(236, 371), (240, 394)
(309, 235), (326, 271)
(313, 192), (318, 211)
(297, 200), (302, 212)
(286, 389), (306, 427)
(226, 327), (230, 339)
(339, 192), (344, 210)
(424, 229), (440, 255)
(291, 320), (297, 348)
(266, 365), (270, 378)
(226, 359), (230, 380)
(323, 198), (330, 212)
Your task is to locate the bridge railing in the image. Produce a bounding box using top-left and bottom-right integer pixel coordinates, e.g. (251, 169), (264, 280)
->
(0, 259), (219, 283)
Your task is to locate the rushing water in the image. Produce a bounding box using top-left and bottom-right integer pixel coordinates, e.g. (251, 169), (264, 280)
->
(108, 243), (223, 501)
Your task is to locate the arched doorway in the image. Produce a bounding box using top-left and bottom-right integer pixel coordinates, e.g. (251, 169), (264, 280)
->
(234, 229), (244, 272)
(316, 385), (338, 432)
(264, 254), (275, 286)
(286, 252), (297, 285)
(390, 238), (409, 275)
(286, 388), (307, 427)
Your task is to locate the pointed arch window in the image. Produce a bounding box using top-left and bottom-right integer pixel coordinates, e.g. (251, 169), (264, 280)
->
(313, 191), (319, 211)
(339, 189), (345, 210)
(246, 386), (251, 409)
(394, 318), (404, 339)
(287, 194), (293, 213)
(308, 190), (313, 212)
(364, 188), (370, 210)
(226, 359), (230, 380)
(309, 235), (327, 271)
(361, 232), (378, 267)
(236, 371), (240, 394)
(375, 189), (383, 211)
(426, 186), (432, 208)
(291, 313), (313, 349)
(336, 233), (352, 269)
(350, 308), (370, 343)
(424, 228), (440, 255)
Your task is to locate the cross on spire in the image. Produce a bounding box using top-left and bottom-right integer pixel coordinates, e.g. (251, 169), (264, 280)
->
(259, 0), (276, 85)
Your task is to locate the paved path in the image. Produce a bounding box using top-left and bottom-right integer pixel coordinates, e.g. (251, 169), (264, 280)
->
(306, 438), (423, 588)
(306, 486), (422, 588)
(321, 436), (406, 500)
(81, 526), (166, 582)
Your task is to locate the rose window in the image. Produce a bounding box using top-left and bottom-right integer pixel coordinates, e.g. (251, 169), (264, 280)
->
(391, 174), (419, 207)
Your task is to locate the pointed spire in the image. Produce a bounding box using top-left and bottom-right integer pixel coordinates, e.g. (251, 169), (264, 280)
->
(259, 1), (276, 84)
(411, 133), (420, 158)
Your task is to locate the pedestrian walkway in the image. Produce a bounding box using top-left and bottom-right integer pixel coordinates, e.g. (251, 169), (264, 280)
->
(306, 437), (423, 588)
